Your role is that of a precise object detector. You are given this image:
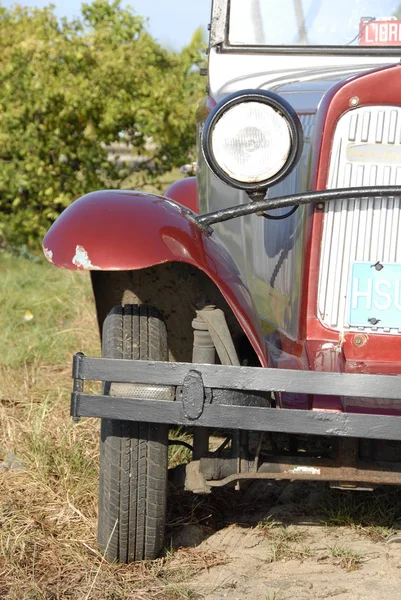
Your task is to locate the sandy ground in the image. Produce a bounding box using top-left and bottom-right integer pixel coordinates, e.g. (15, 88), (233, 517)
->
(191, 524), (401, 599)
(169, 481), (401, 600)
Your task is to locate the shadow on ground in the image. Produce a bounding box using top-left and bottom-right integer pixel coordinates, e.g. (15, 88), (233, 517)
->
(167, 480), (401, 550)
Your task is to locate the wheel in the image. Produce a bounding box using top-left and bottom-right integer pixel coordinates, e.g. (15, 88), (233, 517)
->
(97, 304), (170, 563)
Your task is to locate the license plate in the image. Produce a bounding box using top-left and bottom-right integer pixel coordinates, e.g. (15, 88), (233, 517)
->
(348, 262), (401, 328)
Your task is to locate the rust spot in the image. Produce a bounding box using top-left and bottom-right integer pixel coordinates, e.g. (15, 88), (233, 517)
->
(353, 334), (368, 348)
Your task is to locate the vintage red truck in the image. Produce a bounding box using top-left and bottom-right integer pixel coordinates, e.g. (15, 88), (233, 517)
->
(43, 0), (401, 563)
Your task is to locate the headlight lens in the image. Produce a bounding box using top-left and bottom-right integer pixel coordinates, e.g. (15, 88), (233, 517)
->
(211, 102), (291, 183)
(202, 90), (303, 192)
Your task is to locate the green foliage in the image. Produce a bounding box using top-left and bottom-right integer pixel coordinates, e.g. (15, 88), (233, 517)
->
(0, 250), (99, 367)
(0, 1), (205, 246)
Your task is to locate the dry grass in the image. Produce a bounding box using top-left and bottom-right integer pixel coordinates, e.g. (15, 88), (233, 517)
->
(0, 253), (224, 599)
(256, 517), (310, 562)
(328, 543), (364, 572)
(168, 429), (193, 469)
(3, 252), (401, 598)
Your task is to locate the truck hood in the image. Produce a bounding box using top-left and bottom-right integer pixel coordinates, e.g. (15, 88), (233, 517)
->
(216, 63), (394, 112)
(209, 47), (399, 111)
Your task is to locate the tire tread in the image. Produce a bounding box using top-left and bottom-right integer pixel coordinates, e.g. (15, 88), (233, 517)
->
(98, 304), (168, 563)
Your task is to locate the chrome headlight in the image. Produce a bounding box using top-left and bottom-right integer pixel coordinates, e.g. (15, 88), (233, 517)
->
(202, 90), (303, 192)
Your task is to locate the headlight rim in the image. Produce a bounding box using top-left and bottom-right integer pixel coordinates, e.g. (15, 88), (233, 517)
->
(202, 89), (304, 193)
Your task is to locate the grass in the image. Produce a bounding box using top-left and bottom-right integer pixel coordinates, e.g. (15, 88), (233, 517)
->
(168, 429), (193, 468)
(0, 251), (99, 367)
(3, 251), (401, 597)
(320, 486), (401, 531)
(256, 517), (310, 562)
(328, 543), (363, 572)
(0, 252), (222, 599)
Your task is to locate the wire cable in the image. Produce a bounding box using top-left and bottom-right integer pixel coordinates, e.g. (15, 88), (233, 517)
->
(259, 206), (298, 220)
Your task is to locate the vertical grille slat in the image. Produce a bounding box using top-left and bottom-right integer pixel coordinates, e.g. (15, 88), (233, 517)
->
(361, 112), (371, 142)
(389, 110), (398, 144)
(318, 106), (401, 334)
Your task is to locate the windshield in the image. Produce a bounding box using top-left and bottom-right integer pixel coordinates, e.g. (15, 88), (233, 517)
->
(229, 0), (401, 47)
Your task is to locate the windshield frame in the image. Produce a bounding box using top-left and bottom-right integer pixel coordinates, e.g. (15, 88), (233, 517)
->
(210, 0), (401, 55)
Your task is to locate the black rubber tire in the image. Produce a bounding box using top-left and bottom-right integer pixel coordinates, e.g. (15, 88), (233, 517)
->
(97, 305), (169, 563)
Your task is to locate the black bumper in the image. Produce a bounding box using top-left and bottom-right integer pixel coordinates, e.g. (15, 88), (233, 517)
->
(71, 353), (401, 442)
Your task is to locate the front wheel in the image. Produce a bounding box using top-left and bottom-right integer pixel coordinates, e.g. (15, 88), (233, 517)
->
(97, 305), (170, 563)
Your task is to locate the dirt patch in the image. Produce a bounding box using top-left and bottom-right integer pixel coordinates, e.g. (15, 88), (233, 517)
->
(167, 481), (401, 600)
(191, 524), (399, 599)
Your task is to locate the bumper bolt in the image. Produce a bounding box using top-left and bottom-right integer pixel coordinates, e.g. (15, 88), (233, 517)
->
(353, 334), (368, 347)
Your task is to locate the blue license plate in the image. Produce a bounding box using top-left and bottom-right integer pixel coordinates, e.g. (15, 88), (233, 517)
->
(349, 262), (401, 328)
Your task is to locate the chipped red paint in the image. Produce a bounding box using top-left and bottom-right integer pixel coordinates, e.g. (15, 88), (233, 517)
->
(43, 190), (268, 366)
(165, 177), (199, 213)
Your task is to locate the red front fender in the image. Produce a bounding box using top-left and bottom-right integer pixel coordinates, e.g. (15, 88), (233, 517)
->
(43, 190), (268, 366)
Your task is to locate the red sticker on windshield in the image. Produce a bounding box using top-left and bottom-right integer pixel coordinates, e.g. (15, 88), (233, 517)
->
(360, 19), (401, 45)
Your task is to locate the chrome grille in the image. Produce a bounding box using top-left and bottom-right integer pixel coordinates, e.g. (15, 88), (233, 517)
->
(318, 106), (401, 334)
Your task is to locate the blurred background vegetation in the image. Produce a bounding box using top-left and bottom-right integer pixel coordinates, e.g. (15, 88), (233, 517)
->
(0, 0), (205, 247)
(0, 4), (207, 593)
